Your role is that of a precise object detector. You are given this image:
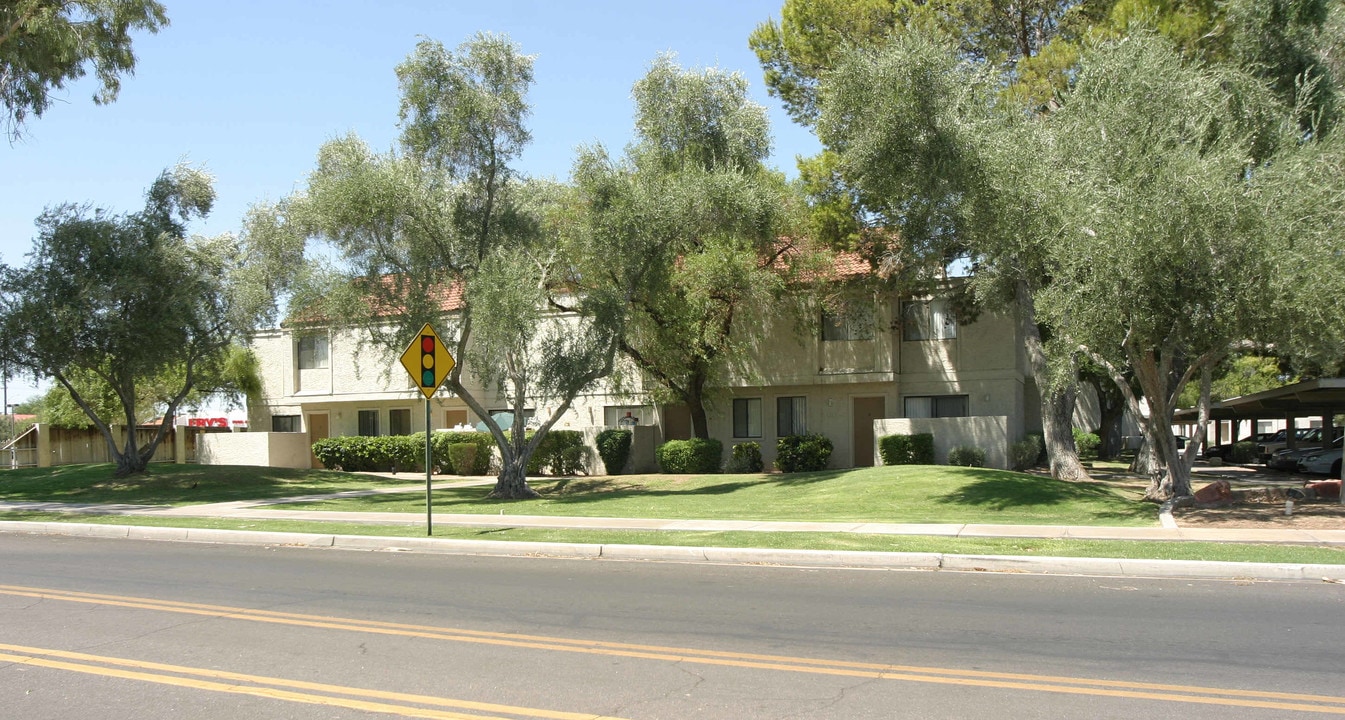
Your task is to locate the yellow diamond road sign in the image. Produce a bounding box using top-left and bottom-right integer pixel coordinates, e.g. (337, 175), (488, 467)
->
(400, 323), (455, 399)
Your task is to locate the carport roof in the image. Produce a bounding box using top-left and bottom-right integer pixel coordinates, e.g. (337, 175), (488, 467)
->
(1174, 378), (1345, 422)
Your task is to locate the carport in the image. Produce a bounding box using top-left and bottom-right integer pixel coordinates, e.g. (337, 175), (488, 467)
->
(1174, 378), (1344, 501)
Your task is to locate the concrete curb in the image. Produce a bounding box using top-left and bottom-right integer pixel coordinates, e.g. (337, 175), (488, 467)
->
(3, 520), (1343, 582)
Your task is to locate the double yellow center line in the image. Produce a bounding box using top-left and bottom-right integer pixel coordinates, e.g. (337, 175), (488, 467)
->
(3, 583), (1344, 715)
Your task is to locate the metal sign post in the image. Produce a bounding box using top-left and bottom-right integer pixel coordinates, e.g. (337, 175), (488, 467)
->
(399, 323), (456, 536)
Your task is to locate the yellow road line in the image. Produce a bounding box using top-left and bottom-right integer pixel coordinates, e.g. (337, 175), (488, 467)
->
(0, 644), (627, 720)
(4, 583), (1344, 714)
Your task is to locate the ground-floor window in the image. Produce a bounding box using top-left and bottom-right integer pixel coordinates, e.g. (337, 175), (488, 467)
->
(733, 398), (762, 438)
(904, 395), (969, 418)
(776, 396), (807, 436)
(271, 415), (301, 433)
(389, 408), (412, 436)
(358, 409), (379, 436)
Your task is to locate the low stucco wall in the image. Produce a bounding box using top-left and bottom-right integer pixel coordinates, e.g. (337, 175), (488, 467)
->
(874, 416), (1009, 469)
(199, 432), (311, 469)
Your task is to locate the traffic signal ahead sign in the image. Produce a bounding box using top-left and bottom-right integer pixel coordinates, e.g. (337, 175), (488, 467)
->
(399, 323), (455, 399)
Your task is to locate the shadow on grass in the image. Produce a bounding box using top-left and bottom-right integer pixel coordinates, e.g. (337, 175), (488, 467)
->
(934, 470), (1149, 520)
(0, 464), (406, 505)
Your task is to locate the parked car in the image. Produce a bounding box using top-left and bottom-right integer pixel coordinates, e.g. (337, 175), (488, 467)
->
(1203, 432), (1277, 461)
(1269, 435), (1342, 470)
(1257, 427), (1336, 464)
(1299, 447), (1343, 477)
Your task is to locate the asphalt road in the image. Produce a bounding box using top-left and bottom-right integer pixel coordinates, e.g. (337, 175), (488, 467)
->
(2, 534), (1343, 719)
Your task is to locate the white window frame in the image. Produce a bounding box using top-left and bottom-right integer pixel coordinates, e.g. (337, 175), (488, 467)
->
(297, 334), (330, 369)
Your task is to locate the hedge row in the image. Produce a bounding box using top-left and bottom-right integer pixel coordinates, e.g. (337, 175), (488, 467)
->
(774, 433), (833, 473)
(312, 432), (495, 474)
(655, 438), (723, 474)
(879, 433), (935, 465)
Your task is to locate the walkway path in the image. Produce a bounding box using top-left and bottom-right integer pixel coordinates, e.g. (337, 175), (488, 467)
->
(2, 478), (1343, 547)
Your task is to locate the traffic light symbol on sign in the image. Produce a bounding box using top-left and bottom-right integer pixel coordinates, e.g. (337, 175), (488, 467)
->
(400, 323), (455, 399)
(421, 335), (436, 388)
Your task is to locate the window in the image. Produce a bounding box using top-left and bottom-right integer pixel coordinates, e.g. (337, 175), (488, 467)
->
(605, 405), (650, 427)
(902, 299), (957, 341)
(821, 305), (875, 341)
(297, 335), (329, 369)
(271, 415), (301, 433)
(358, 409), (379, 437)
(776, 396), (807, 436)
(733, 398), (762, 438)
(904, 395), (969, 418)
(389, 408), (412, 436)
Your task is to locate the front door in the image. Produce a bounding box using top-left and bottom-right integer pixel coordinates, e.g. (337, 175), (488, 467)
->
(853, 397), (886, 467)
(308, 413), (329, 469)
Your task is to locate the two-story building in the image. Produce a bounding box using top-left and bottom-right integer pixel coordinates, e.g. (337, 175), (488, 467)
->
(238, 266), (1046, 471)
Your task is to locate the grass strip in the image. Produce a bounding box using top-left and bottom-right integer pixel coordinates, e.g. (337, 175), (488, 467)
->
(3, 512), (1340, 565)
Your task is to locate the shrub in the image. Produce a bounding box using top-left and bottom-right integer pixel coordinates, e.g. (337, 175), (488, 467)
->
(879, 433), (935, 465)
(310, 435), (424, 473)
(1228, 440), (1257, 464)
(775, 433), (833, 473)
(1010, 435), (1044, 471)
(656, 438), (722, 474)
(724, 441), (764, 473)
(526, 430), (586, 476)
(1072, 428), (1100, 460)
(947, 445), (986, 467)
(446, 443), (478, 475)
(595, 428), (632, 475)
(428, 431), (494, 475)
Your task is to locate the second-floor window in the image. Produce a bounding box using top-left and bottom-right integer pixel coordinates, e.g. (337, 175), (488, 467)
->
(902, 299), (957, 341)
(905, 395), (969, 418)
(821, 305), (875, 341)
(297, 334), (329, 369)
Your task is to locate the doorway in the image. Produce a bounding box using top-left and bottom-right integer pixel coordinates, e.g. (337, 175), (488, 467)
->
(852, 397), (886, 467)
(307, 413), (328, 469)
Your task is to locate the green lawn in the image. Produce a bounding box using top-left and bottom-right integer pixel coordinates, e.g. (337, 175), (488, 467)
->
(0, 463), (405, 505)
(280, 465), (1158, 527)
(3, 512), (1340, 565)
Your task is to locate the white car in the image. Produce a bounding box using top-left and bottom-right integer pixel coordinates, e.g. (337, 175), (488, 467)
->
(1298, 448), (1342, 477)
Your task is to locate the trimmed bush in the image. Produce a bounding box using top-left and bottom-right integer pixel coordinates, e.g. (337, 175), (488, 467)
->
(947, 445), (986, 467)
(775, 433), (833, 473)
(879, 433), (935, 465)
(526, 430), (586, 476)
(311, 435), (422, 473)
(446, 443), (478, 475)
(724, 441), (764, 473)
(1010, 435), (1044, 471)
(1072, 428), (1101, 460)
(656, 438), (723, 474)
(595, 428), (632, 475)
(1229, 440), (1257, 464)
(428, 431), (494, 475)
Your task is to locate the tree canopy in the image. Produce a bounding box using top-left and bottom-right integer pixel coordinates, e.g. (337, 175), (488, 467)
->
(255, 33), (627, 499)
(0, 0), (167, 138)
(0, 165), (261, 476)
(570, 55), (804, 439)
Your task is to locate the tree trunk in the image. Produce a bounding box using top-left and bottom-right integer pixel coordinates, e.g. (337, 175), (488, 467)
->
(1088, 374), (1127, 459)
(1016, 282), (1089, 482)
(489, 450), (540, 499)
(686, 367), (711, 440)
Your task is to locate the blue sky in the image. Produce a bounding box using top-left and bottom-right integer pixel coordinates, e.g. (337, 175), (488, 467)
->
(1, 1), (820, 404)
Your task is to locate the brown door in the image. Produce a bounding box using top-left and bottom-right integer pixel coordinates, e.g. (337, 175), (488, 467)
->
(662, 405), (692, 441)
(853, 397), (886, 467)
(444, 409), (468, 429)
(308, 413), (329, 469)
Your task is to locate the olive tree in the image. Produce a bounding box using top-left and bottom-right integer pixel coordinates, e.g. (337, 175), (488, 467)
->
(0, 0), (167, 138)
(261, 34), (626, 499)
(0, 165), (259, 476)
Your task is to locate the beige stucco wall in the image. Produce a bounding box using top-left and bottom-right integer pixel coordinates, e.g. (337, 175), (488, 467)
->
(874, 416), (1010, 469)
(198, 432), (311, 469)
